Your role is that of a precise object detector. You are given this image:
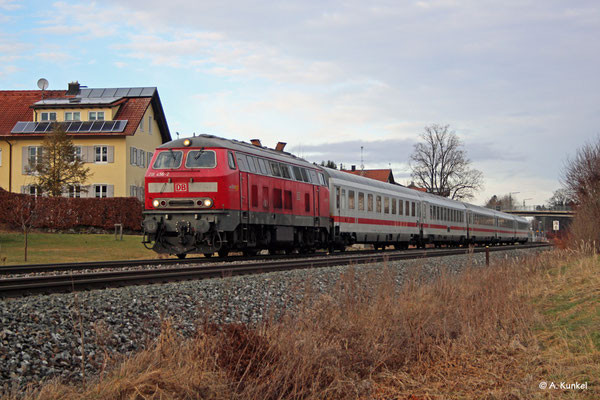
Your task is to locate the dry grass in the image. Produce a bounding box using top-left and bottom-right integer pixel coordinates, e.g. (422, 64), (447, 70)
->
(5, 248), (599, 400)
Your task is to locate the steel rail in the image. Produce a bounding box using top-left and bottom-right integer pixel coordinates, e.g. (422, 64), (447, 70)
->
(0, 243), (549, 298)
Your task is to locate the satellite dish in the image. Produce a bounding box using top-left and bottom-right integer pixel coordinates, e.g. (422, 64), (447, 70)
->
(37, 78), (49, 90)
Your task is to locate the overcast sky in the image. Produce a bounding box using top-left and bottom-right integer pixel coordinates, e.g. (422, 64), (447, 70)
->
(2, 0), (599, 205)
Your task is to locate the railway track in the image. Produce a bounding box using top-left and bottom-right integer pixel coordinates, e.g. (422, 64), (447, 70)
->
(0, 243), (549, 298)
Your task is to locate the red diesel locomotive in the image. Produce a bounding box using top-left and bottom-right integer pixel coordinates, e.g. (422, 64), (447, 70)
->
(142, 135), (331, 258)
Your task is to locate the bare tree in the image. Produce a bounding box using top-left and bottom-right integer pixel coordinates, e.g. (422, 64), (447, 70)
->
(561, 138), (600, 205)
(410, 124), (483, 201)
(32, 124), (90, 197)
(547, 188), (574, 209)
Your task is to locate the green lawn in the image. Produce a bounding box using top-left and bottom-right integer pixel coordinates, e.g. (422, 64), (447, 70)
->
(0, 231), (166, 265)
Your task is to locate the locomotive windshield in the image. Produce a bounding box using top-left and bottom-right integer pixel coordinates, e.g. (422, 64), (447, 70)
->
(153, 150), (183, 169)
(185, 150), (217, 168)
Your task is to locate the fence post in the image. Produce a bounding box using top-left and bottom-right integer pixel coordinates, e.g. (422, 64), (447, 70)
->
(114, 224), (123, 240)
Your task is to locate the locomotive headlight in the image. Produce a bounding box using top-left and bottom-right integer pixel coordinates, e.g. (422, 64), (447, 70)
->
(152, 199), (160, 208)
(203, 198), (213, 208)
(183, 138), (191, 147)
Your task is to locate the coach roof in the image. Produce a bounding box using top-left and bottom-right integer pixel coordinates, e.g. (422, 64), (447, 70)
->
(158, 134), (318, 169)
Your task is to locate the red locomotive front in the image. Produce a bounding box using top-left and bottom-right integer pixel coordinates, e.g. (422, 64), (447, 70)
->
(142, 135), (331, 258)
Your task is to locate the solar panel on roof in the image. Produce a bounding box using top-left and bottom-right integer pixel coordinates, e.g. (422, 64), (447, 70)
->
(114, 120), (127, 132)
(115, 88), (130, 96)
(140, 87), (155, 96)
(67, 122), (82, 132)
(79, 121), (93, 132)
(11, 122), (28, 133)
(127, 88), (143, 96)
(34, 122), (50, 132)
(89, 89), (105, 97)
(102, 120), (116, 131)
(103, 88), (117, 97)
(90, 121), (105, 132)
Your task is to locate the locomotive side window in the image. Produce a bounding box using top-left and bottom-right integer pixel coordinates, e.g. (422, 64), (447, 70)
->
(257, 158), (268, 174)
(185, 150), (216, 168)
(318, 173), (326, 186)
(153, 150), (183, 169)
(262, 186), (269, 209)
(301, 168), (310, 182)
(384, 197), (389, 214)
(358, 192), (364, 211)
(280, 164), (291, 179)
(237, 154), (249, 171)
(348, 190), (355, 209)
(368, 194), (373, 212)
(273, 188), (283, 209)
(284, 190), (293, 210)
(251, 185), (258, 207)
(292, 166), (302, 181)
(376, 195), (381, 213)
(245, 156), (256, 173)
(270, 162), (281, 177)
(228, 151), (236, 169)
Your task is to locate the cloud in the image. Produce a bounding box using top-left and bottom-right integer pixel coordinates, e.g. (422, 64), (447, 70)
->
(0, 0), (20, 10)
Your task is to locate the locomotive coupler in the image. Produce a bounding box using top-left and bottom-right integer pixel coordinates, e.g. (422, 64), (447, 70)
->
(175, 220), (192, 244)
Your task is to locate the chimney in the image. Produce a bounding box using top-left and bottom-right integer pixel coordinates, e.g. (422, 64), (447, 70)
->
(351, 165), (356, 171)
(250, 139), (262, 147)
(67, 81), (80, 95)
(275, 142), (287, 152)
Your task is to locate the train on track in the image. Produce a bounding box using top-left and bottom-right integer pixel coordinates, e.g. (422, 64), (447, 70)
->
(142, 135), (529, 258)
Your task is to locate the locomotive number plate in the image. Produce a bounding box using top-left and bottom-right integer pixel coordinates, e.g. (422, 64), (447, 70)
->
(174, 183), (188, 192)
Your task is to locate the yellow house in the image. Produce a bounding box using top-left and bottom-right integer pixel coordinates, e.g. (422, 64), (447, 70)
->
(0, 82), (171, 199)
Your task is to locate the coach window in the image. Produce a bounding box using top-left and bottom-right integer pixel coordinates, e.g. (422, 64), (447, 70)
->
(281, 164), (291, 179)
(411, 202), (416, 217)
(384, 197), (389, 214)
(348, 190), (355, 209)
(368, 194), (374, 212)
(405, 200), (410, 217)
(392, 198), (397, 214)
(358, 192), (364, 211)
(376, 195), (382, 213)
(336, 187), (340, 209)
(341, 189), (347, 209)
(228, 151), (236, 169)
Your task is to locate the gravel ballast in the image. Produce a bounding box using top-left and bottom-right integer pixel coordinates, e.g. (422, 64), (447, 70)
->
(0, 247), (545, 393)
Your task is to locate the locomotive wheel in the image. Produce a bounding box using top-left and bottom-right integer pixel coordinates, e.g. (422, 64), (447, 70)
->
(218, 249), (229, 257)
(176, 253), (186, 259)
(203, 253), (213, 258)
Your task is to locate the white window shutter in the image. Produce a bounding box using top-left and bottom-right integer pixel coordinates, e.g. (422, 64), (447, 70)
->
(107, 185), (114, 197)
(107, 146), (114, 163)
(22, 147), (29, 174)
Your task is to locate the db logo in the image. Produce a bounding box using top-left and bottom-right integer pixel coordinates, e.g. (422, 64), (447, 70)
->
(175, 183), (188, 192)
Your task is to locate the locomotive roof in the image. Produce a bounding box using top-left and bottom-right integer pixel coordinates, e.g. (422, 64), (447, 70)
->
(158, 134), (318, 169)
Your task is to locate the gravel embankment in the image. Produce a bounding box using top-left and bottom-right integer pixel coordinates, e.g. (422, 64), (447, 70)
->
(0, 247), (545, 394)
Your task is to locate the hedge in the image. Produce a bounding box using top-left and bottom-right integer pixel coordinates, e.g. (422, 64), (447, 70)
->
(0, 188), (143, 231)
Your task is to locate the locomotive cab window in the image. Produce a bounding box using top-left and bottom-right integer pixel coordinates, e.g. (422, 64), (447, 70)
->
(228, 151), (236, 169)
(185, 150), (216, 168)
(153, 150), (183, 169)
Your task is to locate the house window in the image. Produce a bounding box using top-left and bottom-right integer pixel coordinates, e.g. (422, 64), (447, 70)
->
(89, 111), (105, 121)
(73, 146), (81, 161)
(140, 151), (145, 168)
(95, 184), (108, 198)
(28, 146), (43, 169)
(68, 185), (81, 198)
(40, 112), (56, 121)
(130, 185), (137, 197)
(95, 146), (108, 162)
(139, 116), (144, 131)
(29, 185), (40, 197)
(148, 116), (152, 134)
(65, 112), (81, 121)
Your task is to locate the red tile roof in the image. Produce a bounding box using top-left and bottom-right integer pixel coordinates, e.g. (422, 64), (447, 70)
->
(0, 90), (152, 138)
(341, 168), (395, 183)
(0, 90), (65, 136)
